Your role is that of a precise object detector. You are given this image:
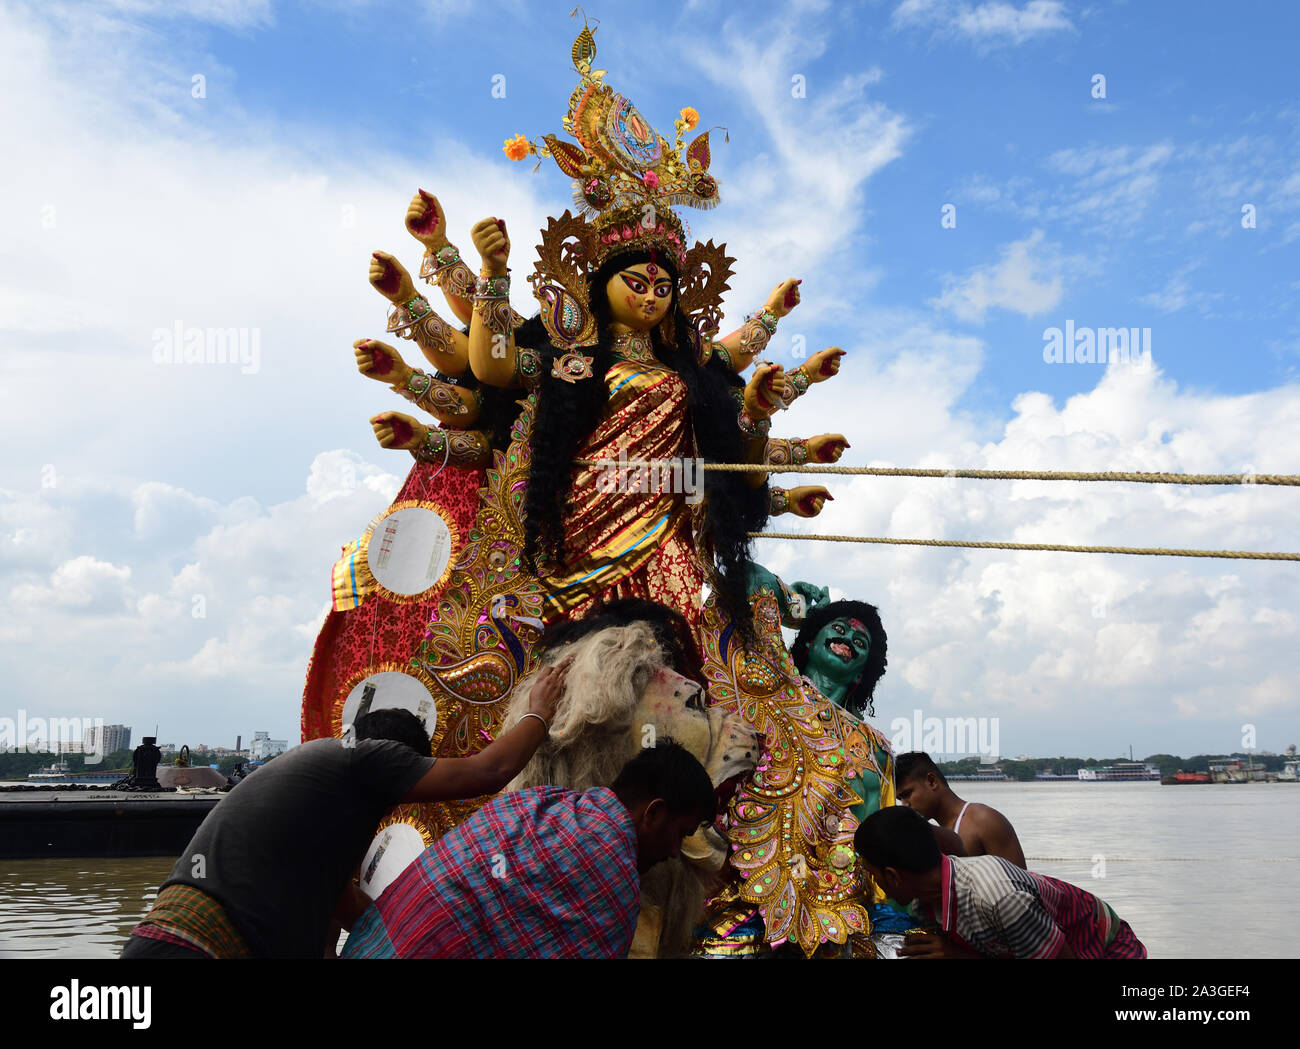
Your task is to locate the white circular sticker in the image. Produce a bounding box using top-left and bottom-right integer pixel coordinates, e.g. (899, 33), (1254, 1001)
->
(366, 505), (453, 596)
(357, 822), (428, 899)
(342, 671), (438, 739)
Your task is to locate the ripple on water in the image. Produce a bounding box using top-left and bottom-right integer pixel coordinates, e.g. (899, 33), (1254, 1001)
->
(0, 856), (175, 958)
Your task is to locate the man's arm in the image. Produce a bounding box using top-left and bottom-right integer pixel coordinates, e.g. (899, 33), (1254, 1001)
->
(400, 660), (569, 803)
(933, 825), (967, 856)
(969, 805), (1027, 868)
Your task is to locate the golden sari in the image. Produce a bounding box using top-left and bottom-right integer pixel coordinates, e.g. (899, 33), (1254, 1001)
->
(539, 357), (708, 623)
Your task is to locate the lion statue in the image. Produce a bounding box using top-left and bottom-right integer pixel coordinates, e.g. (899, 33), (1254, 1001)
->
(502, 601), (759, 957)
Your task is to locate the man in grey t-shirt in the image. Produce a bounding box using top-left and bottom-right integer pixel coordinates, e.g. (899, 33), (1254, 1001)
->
(122, 660), (569, 959)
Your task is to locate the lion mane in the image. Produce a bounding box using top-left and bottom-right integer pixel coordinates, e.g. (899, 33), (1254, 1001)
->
(501, 620), (751, 957)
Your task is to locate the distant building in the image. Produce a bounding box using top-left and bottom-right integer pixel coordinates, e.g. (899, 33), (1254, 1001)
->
(249, 731), (287, 761)
(84, 724), (131, 755)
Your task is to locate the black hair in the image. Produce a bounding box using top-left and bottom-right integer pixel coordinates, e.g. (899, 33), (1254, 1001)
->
(790, 599), (888, 718)
(539, 597), (704, 685)
(611, 738), (717, 823)
(853, 805), (941, 874)
(519, 248), (768, 643)
(353, 708), (432, 757)
(895, 751), (948, 788)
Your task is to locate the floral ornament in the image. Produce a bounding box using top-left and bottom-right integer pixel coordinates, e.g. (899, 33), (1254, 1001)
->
(679, 106), (700, 130)
(503, 134), (532, 162)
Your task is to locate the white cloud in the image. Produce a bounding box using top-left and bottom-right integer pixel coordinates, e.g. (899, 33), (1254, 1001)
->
(11, 555), (132, 611)
(932, 230), (1066, 322)
(892, 0), (1075, 47)
(681, 11), (910, 326)
(1138, 260), (1222, 315)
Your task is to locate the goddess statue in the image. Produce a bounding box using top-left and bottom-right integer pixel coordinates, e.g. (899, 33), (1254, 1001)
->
(302, 20), (887, 957)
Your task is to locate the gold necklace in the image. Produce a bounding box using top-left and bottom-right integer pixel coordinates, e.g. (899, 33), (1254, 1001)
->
(612, 331), (655, 363)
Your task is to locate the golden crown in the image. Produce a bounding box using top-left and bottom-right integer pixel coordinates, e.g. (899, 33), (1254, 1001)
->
(506, 21), (722, 267)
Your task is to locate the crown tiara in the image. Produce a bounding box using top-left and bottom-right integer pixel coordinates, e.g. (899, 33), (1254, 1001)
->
(506, 20), (722, 266)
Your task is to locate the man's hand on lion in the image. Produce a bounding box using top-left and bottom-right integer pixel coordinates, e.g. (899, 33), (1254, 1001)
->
(528, 656), (572, 728)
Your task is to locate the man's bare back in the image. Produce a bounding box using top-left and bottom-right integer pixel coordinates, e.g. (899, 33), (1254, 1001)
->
(945, 799), (1026, 868)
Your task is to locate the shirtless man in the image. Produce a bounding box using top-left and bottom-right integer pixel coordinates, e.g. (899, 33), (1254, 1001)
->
(894, 751), (1026, 868)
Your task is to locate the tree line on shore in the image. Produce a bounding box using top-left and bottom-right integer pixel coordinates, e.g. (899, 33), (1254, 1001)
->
(938, 753), (1294, 781)
(0, 748), (271, 781)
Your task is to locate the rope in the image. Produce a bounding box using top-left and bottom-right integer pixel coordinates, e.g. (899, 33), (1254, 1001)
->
(698, 464), (1300, 485)
(1028, 857), (1300, 864)
(750, 533), (1299, 561)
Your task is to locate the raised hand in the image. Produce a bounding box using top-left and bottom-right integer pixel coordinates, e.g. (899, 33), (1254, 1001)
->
(528, 655), (573, 727)
(803, 346), (845, 382)
(369, 411), (425, 451)
(764, 278), (802, 319)
(806, 433), (849, 463)
(744, 363), (789, 421)
(785, 485), (832, 518)
(369, 251), (417, 305)
(790, 580), (830, 611)
(470, 216), (510, 276)
(354, 339), (413, 387)
(405, 189), (448, 250)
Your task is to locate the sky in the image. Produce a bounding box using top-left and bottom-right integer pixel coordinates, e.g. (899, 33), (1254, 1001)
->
(1, 0), (1297, 762)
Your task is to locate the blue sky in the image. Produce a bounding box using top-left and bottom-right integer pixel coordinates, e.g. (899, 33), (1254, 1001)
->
(1, 0), (1297, 760)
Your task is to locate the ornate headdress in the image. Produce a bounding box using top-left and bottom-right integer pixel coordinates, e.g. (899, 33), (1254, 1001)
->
(507, 21), (735, 355)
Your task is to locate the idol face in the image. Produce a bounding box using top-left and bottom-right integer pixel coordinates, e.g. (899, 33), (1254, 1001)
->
(605, 262), (673, 331)
(805, 617), (871, 691)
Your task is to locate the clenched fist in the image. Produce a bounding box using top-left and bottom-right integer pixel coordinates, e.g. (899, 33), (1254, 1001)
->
(785, 485), (832, 518)
(406, 189), (448, 250)
(354, 339), (413, 388)
(369, 411), (425, 451)
(471, 216), (510, 276)
(369, 251), (417, 304)
(806, 433), (849, 463)
(803, 346), (845, 382)
(764, 278), (802, 320)
(744, 362), (789, 421)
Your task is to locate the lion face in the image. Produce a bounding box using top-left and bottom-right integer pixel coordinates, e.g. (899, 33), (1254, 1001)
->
(631, 666), (759, 793)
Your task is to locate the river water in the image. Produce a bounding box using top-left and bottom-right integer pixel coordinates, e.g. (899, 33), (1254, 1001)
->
(1, 781), (1296, 958)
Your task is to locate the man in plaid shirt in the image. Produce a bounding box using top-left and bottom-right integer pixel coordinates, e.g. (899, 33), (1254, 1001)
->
(342, 740), (716, 959)
(855, 806), (1146, 959)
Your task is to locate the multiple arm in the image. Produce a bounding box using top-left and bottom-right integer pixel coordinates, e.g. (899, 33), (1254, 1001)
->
(357, 194), (853, 515)
(357, 194), (527, 467)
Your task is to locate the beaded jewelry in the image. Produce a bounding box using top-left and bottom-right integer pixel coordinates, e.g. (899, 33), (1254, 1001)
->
(513, 346), (544, 389)
(419, 243), (461, 280)
(612, 331), (655, 363)
(473, 271), (513, 334)
(385, 294), (433, 334)
(737, 410), (772, 439)
(405, 370), (434, 397)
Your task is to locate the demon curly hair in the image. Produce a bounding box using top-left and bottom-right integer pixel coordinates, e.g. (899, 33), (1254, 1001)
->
(790, 599), (888, 719)
(518, 248), (769, 640)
